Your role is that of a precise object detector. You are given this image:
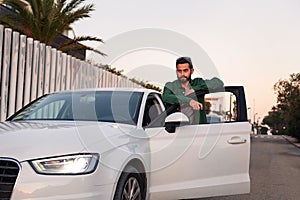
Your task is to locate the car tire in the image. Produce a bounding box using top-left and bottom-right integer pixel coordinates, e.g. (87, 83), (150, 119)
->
(113, 166), (146, 200)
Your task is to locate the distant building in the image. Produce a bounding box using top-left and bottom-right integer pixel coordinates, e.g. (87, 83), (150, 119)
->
(205, 97), (224, 113)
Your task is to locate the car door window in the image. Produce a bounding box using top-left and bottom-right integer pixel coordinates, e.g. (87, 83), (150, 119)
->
(205, 92), (237, 123)
(142, 95), (163, 127)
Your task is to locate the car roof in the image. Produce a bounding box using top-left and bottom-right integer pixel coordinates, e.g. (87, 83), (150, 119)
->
(54, 87), (161, 96)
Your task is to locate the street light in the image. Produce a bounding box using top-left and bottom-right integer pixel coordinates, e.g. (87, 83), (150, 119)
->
(229, 94), (233, 121)
(253, 113), (258, 125)
(253, 113), (258, 135)
(247, 107), (251, 122)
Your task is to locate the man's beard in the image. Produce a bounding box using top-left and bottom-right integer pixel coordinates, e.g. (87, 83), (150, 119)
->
(178, 75), (192, 83)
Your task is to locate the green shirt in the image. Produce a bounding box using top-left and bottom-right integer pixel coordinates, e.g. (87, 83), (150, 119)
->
(162, 77), (224, 124)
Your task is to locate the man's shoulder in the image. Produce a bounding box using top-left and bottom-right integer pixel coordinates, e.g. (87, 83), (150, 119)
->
(192, 77), (204, 81)
(191, 77), (205, 84)
(192, 77), (223, 83)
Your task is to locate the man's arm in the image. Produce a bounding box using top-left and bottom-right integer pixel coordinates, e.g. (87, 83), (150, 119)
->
(192, 77), (224, 91)
(205, 77), (224, 89)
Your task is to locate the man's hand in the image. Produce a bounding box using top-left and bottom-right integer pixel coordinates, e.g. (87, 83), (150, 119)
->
(189, 99), (203, 110)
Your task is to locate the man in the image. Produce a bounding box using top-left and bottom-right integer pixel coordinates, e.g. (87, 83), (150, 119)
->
(162, 57), (223, 124)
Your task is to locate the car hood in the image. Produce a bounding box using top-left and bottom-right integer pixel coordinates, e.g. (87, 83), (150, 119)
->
(0, 121), (139, 162)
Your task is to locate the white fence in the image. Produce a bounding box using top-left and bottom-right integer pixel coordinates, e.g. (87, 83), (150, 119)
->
(0, 25), (140, 121)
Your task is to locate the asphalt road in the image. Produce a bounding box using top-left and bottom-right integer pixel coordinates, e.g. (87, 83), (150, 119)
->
(198, 135), (300, 200)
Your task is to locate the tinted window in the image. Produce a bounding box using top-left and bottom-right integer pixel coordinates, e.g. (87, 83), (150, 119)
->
(143, 95), (163, 127)
(10, 91), (143, 125)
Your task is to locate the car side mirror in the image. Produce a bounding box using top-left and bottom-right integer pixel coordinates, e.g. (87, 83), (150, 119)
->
(164, 112), (190, 133)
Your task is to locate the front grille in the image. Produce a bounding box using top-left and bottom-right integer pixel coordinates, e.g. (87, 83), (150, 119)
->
(0, 159), (20, 200)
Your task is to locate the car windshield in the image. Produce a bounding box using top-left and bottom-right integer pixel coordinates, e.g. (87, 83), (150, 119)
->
(9, 91), (143, 125)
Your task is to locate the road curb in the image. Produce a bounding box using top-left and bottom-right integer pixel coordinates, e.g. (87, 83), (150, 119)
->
(282, 135), (300, 149)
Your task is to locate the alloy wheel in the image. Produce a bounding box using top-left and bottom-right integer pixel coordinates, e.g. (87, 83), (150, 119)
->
(122, 177), (142, 200)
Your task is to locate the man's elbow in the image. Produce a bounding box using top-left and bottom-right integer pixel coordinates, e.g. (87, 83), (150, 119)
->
(212, 77), (224, 88)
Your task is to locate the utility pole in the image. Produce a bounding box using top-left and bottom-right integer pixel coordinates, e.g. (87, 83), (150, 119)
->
(252, 99), (256, 124)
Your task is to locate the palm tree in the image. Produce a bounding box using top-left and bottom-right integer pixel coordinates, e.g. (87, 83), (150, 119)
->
(0, 0), (105, 57)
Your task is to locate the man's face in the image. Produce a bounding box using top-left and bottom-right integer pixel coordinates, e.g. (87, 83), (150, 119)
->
(176, 63), (194, 83)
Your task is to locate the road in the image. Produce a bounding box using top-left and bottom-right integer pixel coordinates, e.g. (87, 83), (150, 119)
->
(199, 135), (300, 200)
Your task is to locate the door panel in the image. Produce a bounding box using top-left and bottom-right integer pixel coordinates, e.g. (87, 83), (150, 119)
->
(147, 121), (250, 199)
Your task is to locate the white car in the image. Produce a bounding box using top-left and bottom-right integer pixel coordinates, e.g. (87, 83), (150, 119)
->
(0, 87), (251, 200)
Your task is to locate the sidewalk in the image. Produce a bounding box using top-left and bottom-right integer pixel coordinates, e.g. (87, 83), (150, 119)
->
(282, 135), (300, 148)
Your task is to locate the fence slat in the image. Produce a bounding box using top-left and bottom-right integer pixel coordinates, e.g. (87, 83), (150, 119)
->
(107, 72), (112, 87)
(16, 35), (27, 111)
(0, 25), (3, 117)
(79, 61), (85, 89)
(37, 43), (45, 98)
(30, 40), (40, 101)
(97, 68), (103, 88)
(65, 55), (71, 90)
(43, 46), (51, 94)
(92, 66), (97, 87)
(55, 51), (62, 92)
(82, 62), (87, 88)
(102, 70), (106, 87)
(74, 59), (80, 89)
(0, 28), (12, 121)
(23, 38), (33, 106)
(87, 63), (93, 88)
(60, 53), (67, 90)
(49, 48), (57, 93)
(8, 31), (20, 117)
(0, 25), (4, 88)
(72, 58), (80, 90)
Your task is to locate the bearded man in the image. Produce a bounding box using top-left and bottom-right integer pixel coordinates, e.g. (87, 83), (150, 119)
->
(162, 57), (223, 124)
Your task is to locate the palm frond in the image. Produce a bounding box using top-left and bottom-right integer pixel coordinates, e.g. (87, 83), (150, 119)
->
(2, 0), (27, 12)
(62, 0), (86, 13)
(1, 0), (36, 37)
(0, 15), (22, 31)
(1, 0), (105, 58)
(62, 36), (104, 45)
(61, 5), (94, 26)
(57, 36), (106, 56)
(58, 43), (107, 57)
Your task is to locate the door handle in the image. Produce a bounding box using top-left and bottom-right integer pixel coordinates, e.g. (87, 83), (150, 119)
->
(227, 136), (247, 144)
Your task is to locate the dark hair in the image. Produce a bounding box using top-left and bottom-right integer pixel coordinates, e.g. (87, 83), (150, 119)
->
(176, 57), (193, 69)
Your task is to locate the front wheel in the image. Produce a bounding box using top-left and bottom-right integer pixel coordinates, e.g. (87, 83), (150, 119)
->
(113, 166), (146, 200)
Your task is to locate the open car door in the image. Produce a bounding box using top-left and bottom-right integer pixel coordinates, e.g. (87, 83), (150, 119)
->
(145, 86), (251, 199)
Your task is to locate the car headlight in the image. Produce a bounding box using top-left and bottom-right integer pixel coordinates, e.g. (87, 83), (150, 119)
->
(29, 154), (99, 175)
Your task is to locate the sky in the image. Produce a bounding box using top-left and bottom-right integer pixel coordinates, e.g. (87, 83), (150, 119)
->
(73, 0), (300, 121)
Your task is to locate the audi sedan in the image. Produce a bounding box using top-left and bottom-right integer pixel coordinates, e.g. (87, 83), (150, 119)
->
(0, 87), (251, 200)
